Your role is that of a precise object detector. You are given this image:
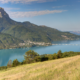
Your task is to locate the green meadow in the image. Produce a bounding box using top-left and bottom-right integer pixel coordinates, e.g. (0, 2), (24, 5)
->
(0, 55), (80, 80)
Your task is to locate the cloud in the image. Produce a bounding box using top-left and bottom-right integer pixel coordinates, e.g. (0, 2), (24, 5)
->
(8, 10), (67, 18)
(5, 8), (20, 11)
(0, 0), (56, 4)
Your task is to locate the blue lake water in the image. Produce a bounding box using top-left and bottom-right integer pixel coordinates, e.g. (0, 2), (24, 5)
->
(0, 40), (80, 66)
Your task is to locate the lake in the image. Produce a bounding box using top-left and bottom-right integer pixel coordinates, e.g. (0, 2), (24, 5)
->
(0, 40), (80, 66)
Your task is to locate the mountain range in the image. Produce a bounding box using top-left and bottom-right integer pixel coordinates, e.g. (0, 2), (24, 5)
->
(69, 31), (80, 35)
(0, 7), (80, 49)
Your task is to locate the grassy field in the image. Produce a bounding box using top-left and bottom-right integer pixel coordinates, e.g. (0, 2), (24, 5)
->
(0, 55), (80, 80)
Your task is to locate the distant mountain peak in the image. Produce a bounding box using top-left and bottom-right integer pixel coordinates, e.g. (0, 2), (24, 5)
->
(0, 7), (10, 19)
(0, 7), (4, 10)
(0, 7), (4, 18)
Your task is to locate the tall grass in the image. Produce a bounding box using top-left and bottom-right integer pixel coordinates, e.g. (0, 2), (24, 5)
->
(0, 55), (80, 80)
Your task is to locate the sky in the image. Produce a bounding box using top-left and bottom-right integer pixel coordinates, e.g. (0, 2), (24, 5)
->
(0, 0), (80, 31)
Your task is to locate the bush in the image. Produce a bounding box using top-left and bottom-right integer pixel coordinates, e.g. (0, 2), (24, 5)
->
(12, 59), (20, 67)
(0, 66), (7, 70)
(53, 53), (58, 59)
(5, 50), (80, 69)
(34, 56), (41, 62)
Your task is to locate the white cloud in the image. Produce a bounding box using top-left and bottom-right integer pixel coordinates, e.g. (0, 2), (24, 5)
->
(5, 8), (20, 11)
(8, 10), (67, 18)
(0, 0), (56, 4)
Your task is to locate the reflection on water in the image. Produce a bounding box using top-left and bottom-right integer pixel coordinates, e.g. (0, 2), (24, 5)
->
(0, 40), (80, 66)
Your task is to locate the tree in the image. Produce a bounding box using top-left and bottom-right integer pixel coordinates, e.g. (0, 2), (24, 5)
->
(12, 59), (20, 67)
(7, 60), (12, 68)
(34, 56), (41, 62)
(57, 50), (62, 58)
(53, 53), (57, 59)
(47, 54), (53, 60)
(24, 50), (39, 63)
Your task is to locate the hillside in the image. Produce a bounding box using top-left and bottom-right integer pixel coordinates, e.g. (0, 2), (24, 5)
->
(0, 33), (24, 49)
(0, 55), (80, 80)
(0, 7), (80, 43)
(2, 21), (80, 43)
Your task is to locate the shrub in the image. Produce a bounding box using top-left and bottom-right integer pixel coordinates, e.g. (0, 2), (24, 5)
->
(12, 59), (20, 67)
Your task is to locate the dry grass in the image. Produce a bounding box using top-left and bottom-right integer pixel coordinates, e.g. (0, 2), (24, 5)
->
(0, 55), (80, 80)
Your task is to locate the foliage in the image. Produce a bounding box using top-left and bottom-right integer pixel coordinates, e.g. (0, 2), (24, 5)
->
(1, 50), (80, 70)
(34, 56), (41, 62)
(57, 50), (62, 58)
(12, 59), (20, 67)
(53, 53), (58, 59)
(7, 60), (12, 68)
(22, 50), (80, 64)
(0, 33), (24, 49)
(45, 54), (53, 60)
(0, 66), (7, 70)
(24, 50), (39, 63)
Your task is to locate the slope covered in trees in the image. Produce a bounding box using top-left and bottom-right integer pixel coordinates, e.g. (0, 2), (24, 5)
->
(0, 33), (24, 49)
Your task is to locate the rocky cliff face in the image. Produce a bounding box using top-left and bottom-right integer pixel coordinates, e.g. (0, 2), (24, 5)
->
(0, 7), (10, 19)
(0, 12), (2, 18)
(0, 7), (20, 32)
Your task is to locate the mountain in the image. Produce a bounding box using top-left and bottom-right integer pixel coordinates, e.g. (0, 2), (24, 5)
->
(0, 7), (21, 31)
(0, 7), (80, 49)
(69, 31), (80, 35)
(0, 33), (24, 49)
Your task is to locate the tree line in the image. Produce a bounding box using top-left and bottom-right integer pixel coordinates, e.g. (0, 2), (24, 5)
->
(0, 50), (80, 70)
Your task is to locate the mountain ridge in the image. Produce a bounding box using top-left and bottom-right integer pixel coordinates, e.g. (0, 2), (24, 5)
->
(0, 7), (80, 49)
(69, 31), (80, 35)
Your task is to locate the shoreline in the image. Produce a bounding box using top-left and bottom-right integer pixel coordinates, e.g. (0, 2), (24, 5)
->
(0, 39), (80, 50)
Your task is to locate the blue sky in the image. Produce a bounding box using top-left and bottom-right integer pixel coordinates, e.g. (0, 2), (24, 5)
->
(0, 0), (80, 31)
